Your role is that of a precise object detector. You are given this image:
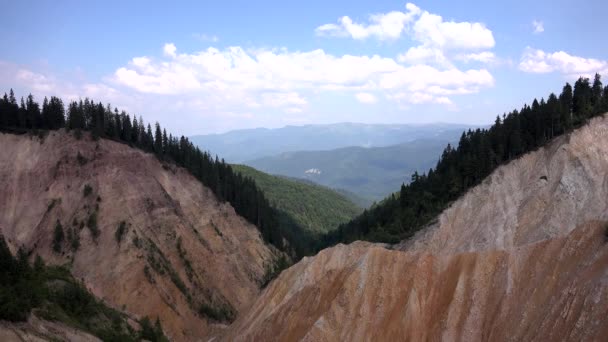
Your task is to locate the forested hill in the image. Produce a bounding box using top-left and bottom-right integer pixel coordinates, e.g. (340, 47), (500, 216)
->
(0, 91), (311, 258)
(318, 74), (608, 248)
(232, 165), (362, 235)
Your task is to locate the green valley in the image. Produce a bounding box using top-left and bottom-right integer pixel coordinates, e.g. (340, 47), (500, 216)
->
(232, 165), (362, 235)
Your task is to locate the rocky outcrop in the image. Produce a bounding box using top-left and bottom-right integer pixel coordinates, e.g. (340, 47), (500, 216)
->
(0, 131), (279, 340)
(0, 315), (101, 342)
(225, 115), (608, 341)
(398, 114), (608, 255)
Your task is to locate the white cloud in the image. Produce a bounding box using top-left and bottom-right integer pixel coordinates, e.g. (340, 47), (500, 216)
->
(15, 69), (55, 93)
(355, 92), (377, 104)
(316, 4), (421, 40)
(316, 2), (494, 50)
(261, 92), (307, 108)
(398, 46), (451, 67)
(455, 51), (496, 63)
(411, 11), (494, 50)
(532, 20), (544, 34)
(519, 47), (608, 76)
(163, 43), (177, 58)
(112, 44), (494, 109)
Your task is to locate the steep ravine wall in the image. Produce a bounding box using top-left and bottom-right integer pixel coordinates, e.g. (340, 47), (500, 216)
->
(224, 115), (608, 341)
(0, 131), (279, 340)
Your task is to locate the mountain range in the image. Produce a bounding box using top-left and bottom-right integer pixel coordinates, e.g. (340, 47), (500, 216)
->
(191, 122), (471, 163)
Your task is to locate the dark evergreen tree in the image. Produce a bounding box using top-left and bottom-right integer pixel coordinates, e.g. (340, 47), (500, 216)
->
(154, 122), (163, 156)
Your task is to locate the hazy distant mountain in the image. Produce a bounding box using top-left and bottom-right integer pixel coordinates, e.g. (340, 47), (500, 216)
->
(245, 131), (464, 201)
(191, 122), (471, 162)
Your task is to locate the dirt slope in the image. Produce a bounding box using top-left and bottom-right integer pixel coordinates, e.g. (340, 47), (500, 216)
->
(0, 130), (279, 341)
(225, 115), (608, 341)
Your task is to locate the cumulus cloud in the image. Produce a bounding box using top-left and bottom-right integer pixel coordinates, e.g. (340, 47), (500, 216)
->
(112, 44), (494, 108)
(398, 46), (451, 67)
(411, 10), (494, 50)
(317, 2), (494, 50)
(316, 4), (421, 40)
(163, 43), (177, 57)
(519, 47), (608, 76)
(355, 92), (377, 104)
(532, 20), (544, 34)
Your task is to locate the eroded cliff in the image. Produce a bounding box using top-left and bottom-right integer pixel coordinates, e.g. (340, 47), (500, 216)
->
(0, 131), (279, 340)
(225, 115), (608, 341)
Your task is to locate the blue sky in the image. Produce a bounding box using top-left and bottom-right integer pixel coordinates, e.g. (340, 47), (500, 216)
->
(1, 0), (607, 135)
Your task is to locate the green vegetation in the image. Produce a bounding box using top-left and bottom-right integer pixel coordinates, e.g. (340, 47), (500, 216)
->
(198, 301), (235, 323)
(139, 316), (169, 342)
(67, 227), (80, 252)
(261, 255), (290, 288)
(115, 220), (128, 243)
(46, 198), (61, 212)
(246, 135), (460, 202)
(320, 74), (608, 248)
(146, 239), (190, 301)
(52, 221), (64, 253)
(232, 164), (362, 235)
(76, 151), (88, 165)
(176, 237), (194, 281)
(86, 211), (99, 239)
(0, 235), (168, 341)
(83, 184), (92, 197)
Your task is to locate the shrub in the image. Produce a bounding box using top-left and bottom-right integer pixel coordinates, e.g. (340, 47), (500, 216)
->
(139, 317), (168, 342)
(115, 221), (128, 243)
(83, 184), (93, 197)
(52, 221), (64, 253)
(76, 152), (88, 165)
(87, 212), (99, 239)
(198, 302), (235, 323)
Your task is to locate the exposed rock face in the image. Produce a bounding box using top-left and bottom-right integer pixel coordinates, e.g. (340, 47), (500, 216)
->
(0, 131), (279, 341)
(0, 315), (101, 342)
(225, 115), (608, 341)
(399, 114), (608, 255)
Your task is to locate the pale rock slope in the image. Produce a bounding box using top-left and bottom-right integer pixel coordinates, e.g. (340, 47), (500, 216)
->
(224, 115), (608, 341)
(0, 131), (279, 341)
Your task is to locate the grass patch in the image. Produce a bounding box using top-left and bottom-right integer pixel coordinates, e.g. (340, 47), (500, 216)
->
(176, 237), (194, 282)
(146, 239), (190, 302)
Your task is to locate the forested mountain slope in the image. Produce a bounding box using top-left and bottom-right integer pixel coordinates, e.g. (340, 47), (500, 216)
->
(232, 165), (361, 235)
(321, 74), (608, 247)
(245, 135), (461, 201)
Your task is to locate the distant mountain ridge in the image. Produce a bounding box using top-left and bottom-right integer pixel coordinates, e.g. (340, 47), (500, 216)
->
(191, 122), (471, 162)
(245, 132), (464, 201)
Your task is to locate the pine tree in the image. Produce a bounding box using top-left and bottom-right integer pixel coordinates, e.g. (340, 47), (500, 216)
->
(591, 73), (603, 114)
(154, 123), (163, 155)
(559, 83), (573, 131)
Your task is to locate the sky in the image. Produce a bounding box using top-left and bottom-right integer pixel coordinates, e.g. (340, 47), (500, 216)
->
(1, 0), (607, 135)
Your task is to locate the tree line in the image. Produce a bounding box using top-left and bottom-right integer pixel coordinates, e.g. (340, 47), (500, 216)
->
(0, 91), (314, 258)
(318, 74), (608, 247)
